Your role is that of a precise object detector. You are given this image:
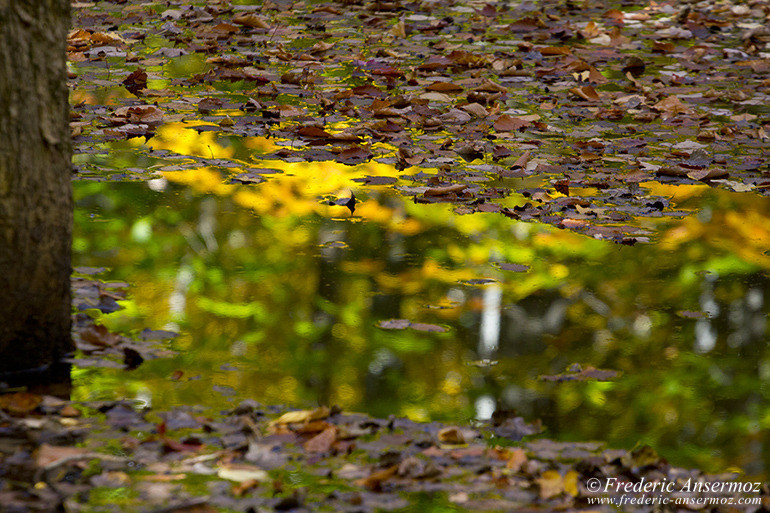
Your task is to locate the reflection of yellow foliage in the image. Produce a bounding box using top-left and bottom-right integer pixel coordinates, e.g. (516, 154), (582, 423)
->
(421, 259), (476, 283)
(153, 122), (235, 159)
(163, 167), (232, 196)
(724, 210), (770, 268)
(642, 182), (710, 205)
(656, 184), (770, 270)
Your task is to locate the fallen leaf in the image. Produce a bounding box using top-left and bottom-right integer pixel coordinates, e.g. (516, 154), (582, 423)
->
(512, 151), (531, 169)
(438, 426), (466, 445)
(0, 392), (43, 415)
(217, 463), (269, 483)
(570, 85), (600, 102)
(539, 364), (621, 382)
(653, 96), (694, 118)
(336, 146), (372, 165)
(112, 105), (163, 124)
(423, 184), (467, 196)
(271, 406), (331, 426)
(232, 13), (271, 29)
(506, 448), (527, 472)
(35, 444), (91, 468)
(537, 470), (564, 499)
(426, 81), (463, 93)
(122, 67), (147, 95)
(493, 114), (531, 132)
(377, 319), (411, 330)
(498, 263), (530, 272)
(304, 427), (338, 453)
(355, 465), (398, 491)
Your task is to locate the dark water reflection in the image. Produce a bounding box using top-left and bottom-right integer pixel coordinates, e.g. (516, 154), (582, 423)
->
(72, 178), (770, 479)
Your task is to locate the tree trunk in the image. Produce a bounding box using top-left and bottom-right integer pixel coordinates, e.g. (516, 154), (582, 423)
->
(0, 1), (73, 379)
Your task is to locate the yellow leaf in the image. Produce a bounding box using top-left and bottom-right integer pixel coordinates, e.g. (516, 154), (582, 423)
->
(270, 406), (330, 426)
(437, 426), (465, 445)
(537, 470), (564, 499)
(217, 463), (269, 483)
(564, 470), (579, 496)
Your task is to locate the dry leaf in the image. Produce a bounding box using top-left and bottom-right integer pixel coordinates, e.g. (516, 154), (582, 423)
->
(217, 463), (269, 483)
(0, 392), (43, 415)
(36, 444), (91, 468)
(537, 470), (564, 499)
(355, 465), (398, 491)
(438, 426), (466, 445)
(424, 184), (467, 196)
(570, 85), (600, 102)
(506, 448), (527, 472)
(271, 406), (331, 426)
(304, 427), (338, 453)
(493, 114), (530, 131)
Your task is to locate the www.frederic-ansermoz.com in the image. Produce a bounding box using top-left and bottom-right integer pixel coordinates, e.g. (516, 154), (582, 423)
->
(584, 477), (764, 508)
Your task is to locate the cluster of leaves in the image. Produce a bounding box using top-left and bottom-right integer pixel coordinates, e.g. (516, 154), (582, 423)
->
(69, 0), (770, 243)
(71, 268), (178, 371)
(1, 396), (768, 512)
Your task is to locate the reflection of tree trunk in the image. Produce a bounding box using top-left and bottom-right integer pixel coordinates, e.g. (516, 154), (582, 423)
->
(0, 2), (73, 379)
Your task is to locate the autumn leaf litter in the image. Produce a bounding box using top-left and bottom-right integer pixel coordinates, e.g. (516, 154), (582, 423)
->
(9, 0), (770, 511)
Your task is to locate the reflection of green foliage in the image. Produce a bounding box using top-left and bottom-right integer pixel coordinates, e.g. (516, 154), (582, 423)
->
(73, 177), (770, 478)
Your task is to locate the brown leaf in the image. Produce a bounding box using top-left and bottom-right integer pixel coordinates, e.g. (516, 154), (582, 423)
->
(498, 263), (530, 272)
(687, 167), (728, 180)
(80, 323), (121, 347)
(0, 392), (43, 415)
(474, 78), (508, 93)
(423, 184), (467, 196)
(461, 103), (488, 118)
(539, 46), (571, 56)
(35, 444), (92, 468)
(539, 364), (620, 382)
(437, 427), (466, 445)
(410, 322), (447, 333)
(297, 126), (332, 139)
(569, 85), (600, 102)
(122, 67), (147, 95)
(355, 465), (398, 491)
(653, 95), (694, 118)
(505, 448), (527, 472)
(112, 105), (164, 124)
(198, 97), (224, 113)
(233, 13), (270, 29)
(310, 41), (335, 53)
(512, 151), (531, 169)
(652, 40), (676, 53)
(304, 427), (338, 453)
(493, 114), (530, 132)
(277, 104), (305, 117)
(425, 81), (464, 93)
(336, 145), (372, 165)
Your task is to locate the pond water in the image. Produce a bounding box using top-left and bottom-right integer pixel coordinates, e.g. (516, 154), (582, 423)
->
(72, 148), (770, 480)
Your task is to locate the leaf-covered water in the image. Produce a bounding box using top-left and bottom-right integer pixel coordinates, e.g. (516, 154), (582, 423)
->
(67, 0), (770, 482)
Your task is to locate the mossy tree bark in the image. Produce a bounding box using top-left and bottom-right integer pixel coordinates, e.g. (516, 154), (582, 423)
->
(0, 1), (73, 376)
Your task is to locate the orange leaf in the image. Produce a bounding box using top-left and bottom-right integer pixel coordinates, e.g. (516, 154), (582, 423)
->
(506, 448), (527, 472)
(304, 427), (338, 453)
(355, 465), (398, 491)
(493, 114), (531, 132)
(570, 85), (600, 102)
(0, 392), (42, 415)
(425, 82), (464, 93)
(512, 151), (531, 169)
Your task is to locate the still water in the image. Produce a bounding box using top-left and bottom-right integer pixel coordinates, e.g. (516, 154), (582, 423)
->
(72, 162), (770, 479)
